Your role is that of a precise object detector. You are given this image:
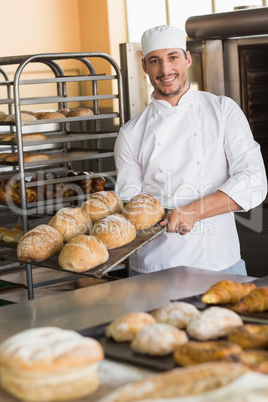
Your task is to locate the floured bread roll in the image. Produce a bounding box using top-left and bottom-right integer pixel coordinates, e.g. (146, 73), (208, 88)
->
(67, 107), (94, 117)
(58, 234), (108, 272)
(105, 312), (155, 342)
(0, 326), (104, 401)
(17, 224), (63, 262)
(186, 306), (243, 341)
(91, 213), (136, 249)
(151, 301), (200, 329)
(122, 193), (165, 230)
(81, 191), (124, 223)
(48, 207), (92, 242)
(131, 323), (188, 356)
(173, 340), (242, 366)
(106, 361), (250, 401)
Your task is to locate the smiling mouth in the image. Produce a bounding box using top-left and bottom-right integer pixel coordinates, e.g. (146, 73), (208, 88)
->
(158, 76), (177, 83)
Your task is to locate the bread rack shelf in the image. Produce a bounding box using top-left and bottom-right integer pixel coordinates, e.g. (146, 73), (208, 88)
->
(0, 51), (125, 301)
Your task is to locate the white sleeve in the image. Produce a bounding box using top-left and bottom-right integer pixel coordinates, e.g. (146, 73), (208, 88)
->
(114, 128), (143, 200)
(219, 98), (267, 211)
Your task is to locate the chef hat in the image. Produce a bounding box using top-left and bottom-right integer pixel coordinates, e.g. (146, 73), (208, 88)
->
(141, 25), (186, 57)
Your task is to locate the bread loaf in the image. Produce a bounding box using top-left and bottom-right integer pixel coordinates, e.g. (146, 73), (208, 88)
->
(0, 326), (104, 401)
(201, 280), (256, 304)
(12, 133), (47, 143)
(38, 111), (66, 119)
(4, 113), (37, 122)
(24, 154), (50, 163)
(3, 230), (23, 243)
(90, 213), (136, 249)
(81, 191), (124, 223)
(67, 107), (94, 117)
(58, 234), (109, 272)
(17, 224), (63, 262)
(227, 324), (268, 349)
(232, 286), (268, 313)
(105, 311), (156, 342)
(151, 301), (200, 329)
(48, 207), (92, 242)
(0, 111), (7, 121)
(186, 306), (243, 341)
(0, 227), (8, 240)
(122, 193), (165, 230)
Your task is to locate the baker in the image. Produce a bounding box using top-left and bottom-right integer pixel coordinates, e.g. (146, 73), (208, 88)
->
(114, 25), (267, 276)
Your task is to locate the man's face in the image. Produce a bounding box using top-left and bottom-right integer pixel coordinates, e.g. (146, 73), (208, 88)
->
(142, 48), (192, 104)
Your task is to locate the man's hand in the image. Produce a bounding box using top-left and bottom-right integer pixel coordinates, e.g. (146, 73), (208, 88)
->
(160, 205), (199, 235)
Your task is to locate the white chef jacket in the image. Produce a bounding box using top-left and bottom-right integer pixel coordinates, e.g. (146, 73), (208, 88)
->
(114, 86), (267, 273)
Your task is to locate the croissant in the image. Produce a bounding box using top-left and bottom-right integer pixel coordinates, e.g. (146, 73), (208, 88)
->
(232, 287), (268, 313)
(201, 280), (256, 304)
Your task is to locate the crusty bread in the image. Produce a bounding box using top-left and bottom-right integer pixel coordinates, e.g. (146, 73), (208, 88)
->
(173, 340), (243, 366)
(57, 108), (70, 116)
(122, 193), (165, 230)
(131, 323), (188, 356)
(105, 312), (156, 342)
(90, 213), (136, 249)
(17, 224), (63, 262)
(67, 107), (94, 117)
(38, 111), (66, 119)
(4, 113), (37, 122)
(81, 191), (124, 223)
(24, 154), (50, 163)
(0, 111), (7, 121)
(0, 134), (16, 141)
(3, 230), (23, 243)
(186, 306), (243, 341)
(5, 152), (30, 162)
(201, 280), (256, 304)
(0, 326), (104, 401)
(48, 207), (92, 242)
(12, 133), (48, 143)
(232, 286), (268, 313)
(227, 324), (268, 349)
(58, 234), (109, 273)
(0, 226), (8, 240)
(151, 301), (200, 329)
(106, 361), (250, 401)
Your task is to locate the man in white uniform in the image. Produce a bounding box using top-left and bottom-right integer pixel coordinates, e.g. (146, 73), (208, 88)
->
(114, 25), (267, 275)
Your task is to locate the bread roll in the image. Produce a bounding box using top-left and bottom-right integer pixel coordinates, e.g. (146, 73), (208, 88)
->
(0, 326), (104, 401)
(5, 152), (30, 162)
(0, 134), (16, 141)
(105, 312), (156, 342)
(58, 234), (109, 273)
(24, 154), (50, 163)
(12, 133), (48, 143)
(131, 323), (188, 356)
(57, 108), (70, 116)
(17, 224), (63, 262)
(173, 340), (242, 366)
(232, 286), (268, 313)
(123, 193), (165, 230)
(91, 213), (136, 249)
(151, 301), (200, 329)
(227, 324), (268, 349)
(38, 111), (66, 119)
(91, 176), (106, 192)
(0, 152), (11, 161)
(67, 107), (94, 117)
(186, 306), (243, 341)
(201, 280), (256, 304)
(48, 207), (92, 242)
(76, 171), (93, 193)
(3, 230), (23, 243)
(0, 111), (7, 121)
(81, 191), (124, 223)
(107, 361), (250, 401)
(0, 226), (9, 240)
(5, 113), (37, 122)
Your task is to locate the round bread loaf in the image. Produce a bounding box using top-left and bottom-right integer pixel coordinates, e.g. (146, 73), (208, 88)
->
(131, 323), (188, 356)
(67, 107), (94, 117)
(38, 111), (66, 120)
(17, 224), (64, 262)
(58, 234), (109, 273)
(57, 108), (70, 116)
(48, 207), (92, 242)
(0, 111), (7, 121)
(105, 311), (156, 342)
(123, 193), (165, 230)
(91, 213), (136, 249)
(151, 301), (200, 329)
(81, 191), (124, 223)
(91, 176), (106, 192)
(0, 326), (104, 401)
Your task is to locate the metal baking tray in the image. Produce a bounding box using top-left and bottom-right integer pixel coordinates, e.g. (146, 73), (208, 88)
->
(5, 225), (166, 279)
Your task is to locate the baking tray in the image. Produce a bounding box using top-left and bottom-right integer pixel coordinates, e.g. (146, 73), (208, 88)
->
(5, 225), (166, 279)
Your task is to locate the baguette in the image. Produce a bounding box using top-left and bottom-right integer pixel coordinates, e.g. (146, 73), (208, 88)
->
(231, 286), (268, 313)
(17, 224), (63, 262)
(201, 280), (256, 304)
(122, 193), (165, 230)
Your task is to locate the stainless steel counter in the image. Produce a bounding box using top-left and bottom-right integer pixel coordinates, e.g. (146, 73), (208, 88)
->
(0, 266), (255, 342)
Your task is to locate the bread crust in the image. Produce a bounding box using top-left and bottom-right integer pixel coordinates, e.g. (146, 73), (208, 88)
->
(0, 326), (104, 401)
(122, 193), (165, 230)
(58, 234), (109, 272)
(81, 191), (124, 223)
(201, 280), (256, 304)
(3, 230), (23, 243)
(105, 311), (156, 342)
(67, 107), (94, 117)
(48, 207), (92, 242)
(227, 324), (268, 349)
(38, 111), (66, 119)
(232, 286), (268, 313)
(173, 340), (242, 366)
(91, 213), (136, 249)
(17, 224), (64, 262)
(131, 323), (188, 356)
(151, 301), (200, 329)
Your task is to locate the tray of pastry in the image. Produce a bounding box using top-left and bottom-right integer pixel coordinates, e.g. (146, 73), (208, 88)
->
(5, 225), (166, 279)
